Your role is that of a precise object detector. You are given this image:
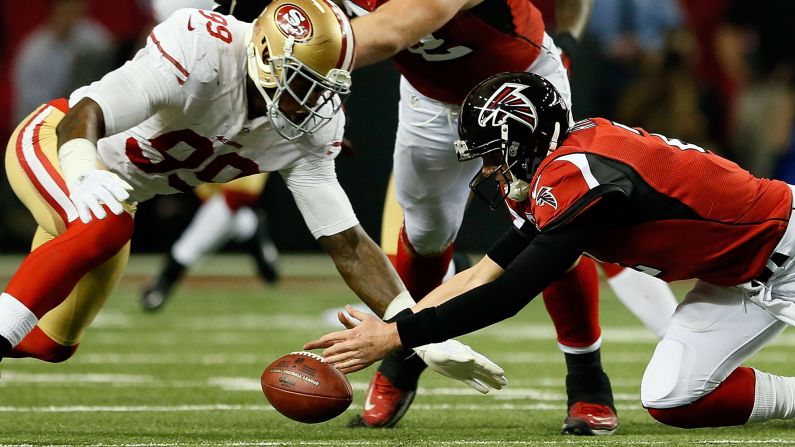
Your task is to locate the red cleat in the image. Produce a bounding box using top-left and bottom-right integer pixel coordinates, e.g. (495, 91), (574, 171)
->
(354, 371), (416, 428)
(562, 402), (618, 435)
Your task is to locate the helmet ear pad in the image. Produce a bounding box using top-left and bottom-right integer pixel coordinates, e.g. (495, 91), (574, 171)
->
(457, 72), (572, 182)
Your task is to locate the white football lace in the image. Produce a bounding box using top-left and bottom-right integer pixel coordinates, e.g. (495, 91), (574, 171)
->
(290, 351), (325, 362)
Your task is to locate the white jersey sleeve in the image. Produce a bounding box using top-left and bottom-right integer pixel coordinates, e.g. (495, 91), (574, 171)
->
(70, 8), (248, 136)
(281, 157), (359, 239)
(69, 50), (182, 135)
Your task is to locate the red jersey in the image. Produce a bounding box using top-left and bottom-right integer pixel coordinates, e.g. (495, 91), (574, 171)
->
(508, 118), (792, 285)
(346, 0), (545, 105)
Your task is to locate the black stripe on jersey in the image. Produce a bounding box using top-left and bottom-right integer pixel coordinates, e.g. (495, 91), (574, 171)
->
(469, 1), (517, 36)
(468, 0), (541, 49)
(540, 153), (701, 232)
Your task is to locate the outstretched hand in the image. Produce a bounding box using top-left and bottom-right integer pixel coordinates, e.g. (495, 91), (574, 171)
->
(304, 305), (402, 373)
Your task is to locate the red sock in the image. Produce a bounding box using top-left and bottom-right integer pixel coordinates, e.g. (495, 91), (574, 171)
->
(543, 257), (601, 348)
(395, 224), (453, 300)
(223, 190), (258, 210)
(647, 367), (756, 428)
(5, 212), (133, 318)
(599, 262), (625, 279)
(7, 326), (77, 363)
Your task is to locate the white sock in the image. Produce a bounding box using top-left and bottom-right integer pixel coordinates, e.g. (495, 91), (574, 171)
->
(231, 207), (258, 242)
(749, 369), (795, 422)
(0, 292), (38, 346)
(172, 194), (234, 266)
(559, 336), (602, 354)
(607, 268), (678, 338)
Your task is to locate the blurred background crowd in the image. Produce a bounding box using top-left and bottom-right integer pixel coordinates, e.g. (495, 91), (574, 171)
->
(1, 0), (794, 254)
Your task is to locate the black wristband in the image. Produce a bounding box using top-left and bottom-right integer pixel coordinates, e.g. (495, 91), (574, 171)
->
(385, 308), (413, 323)
(395, 307), (441, 349)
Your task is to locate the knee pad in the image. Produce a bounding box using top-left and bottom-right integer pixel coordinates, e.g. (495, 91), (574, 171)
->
(641, 339), (695, 408)
(8, 326), (78, 363)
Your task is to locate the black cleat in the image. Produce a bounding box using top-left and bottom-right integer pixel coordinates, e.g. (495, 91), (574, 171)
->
(140, 254), (186, 312)
(248, 211), (279, 284)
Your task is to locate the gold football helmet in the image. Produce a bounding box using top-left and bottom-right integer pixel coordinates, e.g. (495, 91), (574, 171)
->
(247, 0), (355, 140)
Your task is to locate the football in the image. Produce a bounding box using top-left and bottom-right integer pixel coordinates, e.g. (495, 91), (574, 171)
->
(261, 351), (353, 423)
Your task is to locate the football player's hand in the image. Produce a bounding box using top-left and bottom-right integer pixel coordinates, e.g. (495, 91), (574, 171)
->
(414, 340), (507, 394)
(304, 305), (402, 374)
(69, 170), (133, 224)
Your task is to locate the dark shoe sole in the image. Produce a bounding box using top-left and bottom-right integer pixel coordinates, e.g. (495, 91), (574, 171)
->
(561, 417), (617, 436)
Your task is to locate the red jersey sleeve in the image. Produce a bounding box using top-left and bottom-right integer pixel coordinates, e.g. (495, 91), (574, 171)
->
(529, 152), (625, 232)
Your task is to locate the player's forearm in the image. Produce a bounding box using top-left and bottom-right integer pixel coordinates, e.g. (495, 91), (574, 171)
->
(412, 255), (504, 313)
(395, 227), (588, 348)
(350, 0), (470, 68)
(55, 98), (105, 146)
(318, 225), (406, 317)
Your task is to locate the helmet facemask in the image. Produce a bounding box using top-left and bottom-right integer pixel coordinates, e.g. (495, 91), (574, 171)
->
(457, 123), (535, 210)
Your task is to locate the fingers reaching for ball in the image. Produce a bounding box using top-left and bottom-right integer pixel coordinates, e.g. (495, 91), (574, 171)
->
(304, 305), (404, 374)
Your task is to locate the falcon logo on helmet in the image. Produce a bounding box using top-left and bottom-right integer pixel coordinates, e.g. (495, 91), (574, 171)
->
(477, 83), (538, 131)
(274, 5), (313, 41)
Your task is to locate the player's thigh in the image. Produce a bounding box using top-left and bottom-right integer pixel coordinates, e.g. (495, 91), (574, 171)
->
(527, 32), (572, 108)
(641, 280), (786, 408)
(221, 173), (268, 196)
(5, 100), (76, 236)
(36, 235), (131, 346)
(393, 78), (479, 250)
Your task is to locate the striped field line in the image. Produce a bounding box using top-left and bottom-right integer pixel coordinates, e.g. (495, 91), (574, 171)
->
(0, 402), (643, 413)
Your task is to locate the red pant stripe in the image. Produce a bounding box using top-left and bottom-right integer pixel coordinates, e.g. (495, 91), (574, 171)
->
(16, 105), (78, 224)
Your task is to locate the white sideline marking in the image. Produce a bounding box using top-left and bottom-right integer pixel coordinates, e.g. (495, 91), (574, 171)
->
(0, 403), (643, 413)
(209, 377), (640, 400)
(0, 372), (153, 383)
(0, 374), (641, 401)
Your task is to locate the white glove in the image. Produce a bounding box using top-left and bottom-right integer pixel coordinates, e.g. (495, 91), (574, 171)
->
(413, 339), (507, 394)
(69, 170), (133, 224)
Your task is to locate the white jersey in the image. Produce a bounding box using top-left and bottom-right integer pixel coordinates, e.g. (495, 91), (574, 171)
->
(69, 9), (355, 238)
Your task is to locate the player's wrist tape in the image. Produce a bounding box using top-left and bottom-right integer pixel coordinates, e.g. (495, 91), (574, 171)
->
(383, 290), (414, 320)
(395, 307), (440, 349)
(58, 138), (99, 187)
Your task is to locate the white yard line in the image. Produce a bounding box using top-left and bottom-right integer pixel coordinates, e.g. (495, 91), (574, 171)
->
(1, 439), (795, 447)
(0, 402), (644, 413)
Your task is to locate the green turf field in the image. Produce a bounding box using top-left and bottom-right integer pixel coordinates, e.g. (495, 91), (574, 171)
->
(2, 254), (795, 446)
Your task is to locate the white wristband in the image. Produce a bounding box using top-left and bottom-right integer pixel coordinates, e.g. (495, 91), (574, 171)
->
(58, 138), (99, 186)
(384, 290), (415, 320)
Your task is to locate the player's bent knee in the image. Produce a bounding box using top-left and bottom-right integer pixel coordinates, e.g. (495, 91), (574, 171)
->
(641, 339), (698, 408)
(8, 327), (79, 363)
(645, 406), (700, 428)
(74, 212), (134, 261)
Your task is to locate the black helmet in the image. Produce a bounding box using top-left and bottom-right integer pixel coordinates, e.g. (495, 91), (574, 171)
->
(454, 72), (573, 207)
